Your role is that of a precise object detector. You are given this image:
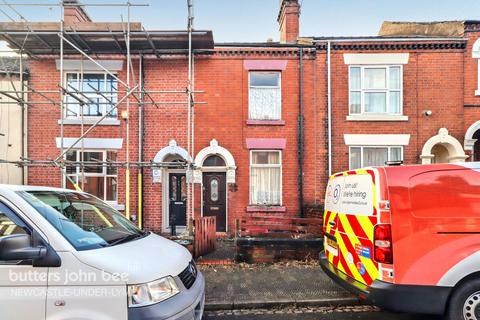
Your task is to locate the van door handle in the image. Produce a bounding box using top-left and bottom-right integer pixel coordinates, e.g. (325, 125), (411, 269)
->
(329, 221), (336, 227)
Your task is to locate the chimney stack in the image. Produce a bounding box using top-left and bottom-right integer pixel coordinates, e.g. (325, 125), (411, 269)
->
(278, 0), (300, 43)
(63, 0), (91, 26)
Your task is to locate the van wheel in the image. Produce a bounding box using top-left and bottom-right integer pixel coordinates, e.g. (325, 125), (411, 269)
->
(447, 279), (480, 320)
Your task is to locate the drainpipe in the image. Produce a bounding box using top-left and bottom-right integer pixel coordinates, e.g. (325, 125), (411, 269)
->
(327, 41), (332, 177)
(298, 48), (304, 217)
(138, 54), (145, 229)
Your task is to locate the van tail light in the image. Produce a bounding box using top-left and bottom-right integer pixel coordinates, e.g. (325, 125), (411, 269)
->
(374, 224), (393, 264)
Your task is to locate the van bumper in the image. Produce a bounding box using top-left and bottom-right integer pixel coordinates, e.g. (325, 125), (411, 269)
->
(128, 271), (205, 320)
(320, 252), (451, 315)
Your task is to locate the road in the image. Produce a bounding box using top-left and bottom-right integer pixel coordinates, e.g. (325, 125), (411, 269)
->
(203, 306), (442, 320)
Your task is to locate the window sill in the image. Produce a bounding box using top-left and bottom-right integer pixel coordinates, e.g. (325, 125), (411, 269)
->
(58, 118), (121, 126)
(475, 90), (480, 96)
(346, 115), (409, 122)
(246, 205), (286, 213)
(246, 119), (285, 126)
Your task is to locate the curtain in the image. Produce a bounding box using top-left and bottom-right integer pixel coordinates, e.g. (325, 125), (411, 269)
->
(250, 152), (281, 205)
(249, 87), (281, 120)
(363, 148), (388, 167)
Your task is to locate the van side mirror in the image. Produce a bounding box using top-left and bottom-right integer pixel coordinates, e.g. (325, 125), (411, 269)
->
(0, 234), (47, 262)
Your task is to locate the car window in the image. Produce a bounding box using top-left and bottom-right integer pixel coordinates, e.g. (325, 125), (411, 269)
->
(0, 202), (28, 237)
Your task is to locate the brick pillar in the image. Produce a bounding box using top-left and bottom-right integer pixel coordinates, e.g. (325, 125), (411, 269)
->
(278, 0), (300, 43)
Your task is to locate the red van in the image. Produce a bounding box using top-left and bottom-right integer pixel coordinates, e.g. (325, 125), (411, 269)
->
(320, 163), (480, 319)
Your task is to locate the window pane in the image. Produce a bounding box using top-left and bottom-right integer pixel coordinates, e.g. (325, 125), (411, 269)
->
(106, 75), (118, 117)
(364, 68), (386, 89)
(0, 204), (27, 237)
(210, 179), (219, 202)
(349, 92), (361, 114)
(350, 147), (361, 169)
(252, 151), (280, 165)
(66, 151), (76, 174)
(389, 67), (401, 90)
(106, 151), (117, 175)
(365, 92), (386, 113)
(363, 148), (388, 167)
(82, 176), (105, 200)
(80, 152), (103, 174)
(350, 67), (361, 90)
(106, 177), (117, 201)
(389, 91), (401, 114)
(250, 167), (281, 205)
(250, 72), (280, 87)
(390, 147), (402, 162)
(203, 155), (226, 167)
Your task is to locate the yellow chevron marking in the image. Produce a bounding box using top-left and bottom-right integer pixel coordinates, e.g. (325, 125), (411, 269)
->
(335, 230), (364, 281)
(338, 214), (378, 282)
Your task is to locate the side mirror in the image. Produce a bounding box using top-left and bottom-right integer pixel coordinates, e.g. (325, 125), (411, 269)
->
(0, 234), (46, 262)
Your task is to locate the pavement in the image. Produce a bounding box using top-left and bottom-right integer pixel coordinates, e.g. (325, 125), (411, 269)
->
(199, 262), (358, 311)
(203, 305), (441, 320)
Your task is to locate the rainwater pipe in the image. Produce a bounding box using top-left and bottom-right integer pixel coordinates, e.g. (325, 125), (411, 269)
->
(298, 48), (304, 217)
(327, 41), (332, 177)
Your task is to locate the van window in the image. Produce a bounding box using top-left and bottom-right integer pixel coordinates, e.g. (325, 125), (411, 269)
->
(0, 202), (28, 237)
(410, 169), (480, 219)
(18, 191), (145, 251)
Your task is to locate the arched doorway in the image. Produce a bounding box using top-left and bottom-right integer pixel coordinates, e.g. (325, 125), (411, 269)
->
(153, 140), (191, 233)
(465, 120), (480, 161)
(420, 128), (468, 164)
(194, 139), (236, 232)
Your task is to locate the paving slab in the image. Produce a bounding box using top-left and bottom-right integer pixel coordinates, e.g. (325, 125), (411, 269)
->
(199, 263), (357, 310)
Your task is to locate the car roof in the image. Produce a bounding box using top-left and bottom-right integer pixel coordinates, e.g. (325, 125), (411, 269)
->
(0, 184), (84, 194)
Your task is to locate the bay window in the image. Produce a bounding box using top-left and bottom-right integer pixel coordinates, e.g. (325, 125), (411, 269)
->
(65, 150), (118, 202)
(250, 150), (282, 206)
(350, 146), (403, 169)
(248, 72), (282, 120)
(65, 72), (118, 118)
(349, 66), (402, 115)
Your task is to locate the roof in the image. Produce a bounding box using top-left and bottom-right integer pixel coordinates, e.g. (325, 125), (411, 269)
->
(0, 56), (28, 74)
(379, 21), (473, 37)
(0, 21), (214, 56)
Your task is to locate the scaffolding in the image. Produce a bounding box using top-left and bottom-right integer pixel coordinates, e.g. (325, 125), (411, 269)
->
(0, 0), (211, 234)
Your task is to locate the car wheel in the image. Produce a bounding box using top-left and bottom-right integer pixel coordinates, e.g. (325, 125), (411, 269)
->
(447, 279), (480, 320)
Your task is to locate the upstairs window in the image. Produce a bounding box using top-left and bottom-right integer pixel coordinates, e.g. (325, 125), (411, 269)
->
(248, 72), (281, 120)
(65, 72), (118, 118)
(349, 66), (402, 115)
(65, 150), (118, 202)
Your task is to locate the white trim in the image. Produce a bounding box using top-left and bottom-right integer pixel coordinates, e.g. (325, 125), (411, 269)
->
(56, 137), (123, 149)
(465, 120), (480, 151)
(420, 128), (468, 164)
(154, 140), (191, 163)
(346, 115), (409, 121)
(57, 118), (121, 126)
(473, 39), (480, 58)
(56, 59), (123, 71)
(344, 134), (410, 146)
(344, 53), (410, 65)
(194, 139), (236, 184)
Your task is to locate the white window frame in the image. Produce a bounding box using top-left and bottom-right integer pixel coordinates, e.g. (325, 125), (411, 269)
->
(64, 149), (118, 203)
(349, 65), (403, 115)
(249, 150), (283, 206)
(248, 71), (282, 120)
(349, 146), (404, 170)
(64, 71), (118, 119)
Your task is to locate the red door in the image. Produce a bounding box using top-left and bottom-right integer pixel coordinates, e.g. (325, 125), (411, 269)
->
(203, 172), (226, 232)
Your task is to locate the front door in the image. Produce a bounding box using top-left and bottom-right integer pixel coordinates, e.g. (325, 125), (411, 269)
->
(203, 172), (226, 232)
(169, 173), (187, 229)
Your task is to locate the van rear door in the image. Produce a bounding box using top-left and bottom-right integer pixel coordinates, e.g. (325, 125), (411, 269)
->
(324, 169), (379, 286)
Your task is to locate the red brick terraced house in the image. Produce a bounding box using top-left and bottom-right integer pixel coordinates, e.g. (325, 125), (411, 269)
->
(3, 0), (480, 236)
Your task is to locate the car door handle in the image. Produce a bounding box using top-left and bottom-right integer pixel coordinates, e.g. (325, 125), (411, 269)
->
(329, 221), (336, 227)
